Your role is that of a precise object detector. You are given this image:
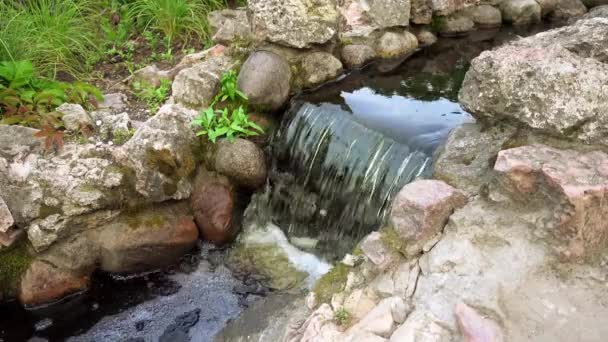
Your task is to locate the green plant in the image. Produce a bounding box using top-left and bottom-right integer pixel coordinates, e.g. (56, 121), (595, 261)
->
(192, 69), (263, 143)
(112, 127), (136, 145)
(129, 0), (226, 48)
(0, 0), (101, 78)
(132, 78), (171, 113)
(334, 308), (351, 326)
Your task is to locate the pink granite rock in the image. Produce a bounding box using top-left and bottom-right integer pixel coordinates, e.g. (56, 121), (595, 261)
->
(0, 196), (14, 233)
(389, 180), (467, 257)
(455, 302), (504, 342)
(494, 144), (608, 259)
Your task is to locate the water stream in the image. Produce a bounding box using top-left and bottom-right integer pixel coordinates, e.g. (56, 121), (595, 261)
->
(0, 25), (556, 342)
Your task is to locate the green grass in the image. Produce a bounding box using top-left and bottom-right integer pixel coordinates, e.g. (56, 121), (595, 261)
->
(0, 0), (101, 78)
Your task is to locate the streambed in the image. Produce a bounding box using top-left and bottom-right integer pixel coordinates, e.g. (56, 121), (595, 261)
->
(0, 25), (554, 342)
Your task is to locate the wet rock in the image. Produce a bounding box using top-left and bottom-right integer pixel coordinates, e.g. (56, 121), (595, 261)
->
(248, 0), (340, 48)
(237, 51), (291, 112)
(433, 123), (517, 196)
(499, 0), (542, 25)
(376, 31), (419, 59)
(172, 54), (236, 109)
(0, 196), (14, 234)
(551, 0), (588, 20)
(191, 168), (237, 246)
(411, 0), (433, 24)
(455, 302), (504, 342)
(208, 9), (252, 45)
(389, 180), (467, 258)
(19, 260), (89, 307)
(215, 138), (267, 189)
(339, 0), (411, 37)
(463, 4), (503, 28)
(414, 29), (438, 46)
(301, 52), (344, 88)
(493, 144), (608, 260)
(459, 20), (608, 145)
(342, 44), (376, 69)
(98, 202), (199, 273)
(114, 104), (199, 202)
(359, 232), (401, 272)
(57, 104), (92, 132)
(159, 309), (201, 342)
(39, 232), (100, 275)
(437, 15), (475, 37)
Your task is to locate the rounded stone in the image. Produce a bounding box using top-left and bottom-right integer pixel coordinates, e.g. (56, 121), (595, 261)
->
(415, 30), (438, 47)
(500, 0), (542, 25)
(551, 0), (587, 20)
(376, 31), (419, 59)
(438, 15), (475, 37)
(300, 52), (344, 88)
(215, 138), (267, 189)
(465, 5), (503, 28)
(341, 45), (376, 69)
(237, 51), (292, 112)
(19, 261), (89, 307)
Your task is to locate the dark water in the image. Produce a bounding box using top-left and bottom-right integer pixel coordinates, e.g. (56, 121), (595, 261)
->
(0, 25), (558, 341)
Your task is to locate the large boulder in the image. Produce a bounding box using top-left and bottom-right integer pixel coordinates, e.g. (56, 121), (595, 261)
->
(463, 4), (503, 28)
(493, 144), (608, 260)
(581, 4), (608, 18)
(437, 15), (475, 37)
(459, 19), (608, 145)
(191, 168), (237, 246)
(499, 0), (542, 25)
(114, 104), (199, 203)
(550, 0), (588, 20)
(98, 202), (198, 273)
(339, 0), (411, 37)
(208, 9), (253, 45)
(237, 51), (292, 112)
(431, 0), (477, 16)
(376, 31), (419, 59)
(300, 52), (344, 88)
(342, 44), (377, 69)
(248, 0), (340, 48)
(172, 54), (237, 109)
(19, 260), (89, 307)
(214, 138), (267, 189)
(389, 180), (467, 257)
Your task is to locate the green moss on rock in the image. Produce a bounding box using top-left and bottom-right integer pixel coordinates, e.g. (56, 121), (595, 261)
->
(0, 240), (34, 298)
(380, 226), (406, 255)
(313, 263), (350, 304)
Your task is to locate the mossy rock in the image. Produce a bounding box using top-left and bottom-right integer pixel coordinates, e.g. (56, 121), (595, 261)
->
(312, 263), (350, 304)
(0, 240), (34, 298)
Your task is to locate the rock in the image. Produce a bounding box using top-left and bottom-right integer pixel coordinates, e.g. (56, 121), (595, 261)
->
(463, 5), (503, 28)
(208, 9), (252, 45)
(0, 228), (23, 248)
(414, 29), (438, 46)
(582, 0), (608, 8)
(536, 0), (558, 17)
(172, 54), (236, 109)
(19, 260), (89, 307)
(433, 123), (517, 196)
(132, 65), (172, 88)
(493, 144), (608, 260)
(411, 0), (433, 24)
(389, 310), (452, 342)
(90, 111), (132, 143)
(0, 196), (14, 233)
(437, 15), (475, 37)
(57, 103), (92, 132)
(191, 168), (237, 246)
(99, 93), (128, 112)
(115, 104), (199, 202)
(431, 0), (476, 16)
(38, 233), (99, 275)
(455, 302), (504, 342)
(248, 0), (340, 48)
(459, 20), (608, 145)
(389, 180), (467, 257)
(341, 44), (376, 69)
(347, 297), (405, 338)
(499, 0), (542, 25)
(98, 202), (199, 273)
(582, 4), (608, 18)
(215, 138), (267, 189)
(550, 0), (588, 20)
(359, 232), (401, 271)
(300, 52), (344, 88)
(339, 0), (411, 37)
(237, 51), (291, 112)
(344, 289), (379, 321)
(376, 31), (419, 59)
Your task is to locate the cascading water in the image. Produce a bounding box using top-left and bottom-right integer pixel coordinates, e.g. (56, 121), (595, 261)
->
(253, 65), (474, 260)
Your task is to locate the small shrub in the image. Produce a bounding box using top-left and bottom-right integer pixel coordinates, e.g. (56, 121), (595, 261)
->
(112, 127), (136, 145)
(192, 69), (263, 143)
(333, 307), (351, 326)
(132, 78), (171, 113)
